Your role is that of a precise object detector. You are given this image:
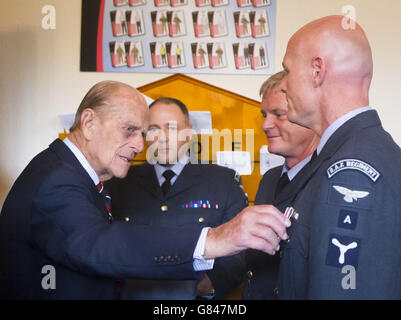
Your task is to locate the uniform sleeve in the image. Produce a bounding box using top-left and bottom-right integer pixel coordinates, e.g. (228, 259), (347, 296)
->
(206, 171), (248, 299)
(306, 164), (401, 299)
(31, 168), (203, 281)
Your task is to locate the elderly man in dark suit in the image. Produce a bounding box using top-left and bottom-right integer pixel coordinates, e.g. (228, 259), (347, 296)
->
(107, 97), (248, 299)
(278, 15), (401, 299)
(0, 80), (290, 300)
(242, 71), (319, 299)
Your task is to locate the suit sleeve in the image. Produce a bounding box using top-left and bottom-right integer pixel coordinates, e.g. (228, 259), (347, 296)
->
(31, 168), (203, 280)
(206, 171), (248, 299)
(254, 167), (281, 205)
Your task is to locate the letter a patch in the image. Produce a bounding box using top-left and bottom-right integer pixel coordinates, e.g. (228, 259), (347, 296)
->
(337, 209), (358, 230)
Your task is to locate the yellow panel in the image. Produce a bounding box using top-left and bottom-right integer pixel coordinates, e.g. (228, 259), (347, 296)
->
(241, 162), (263, 203)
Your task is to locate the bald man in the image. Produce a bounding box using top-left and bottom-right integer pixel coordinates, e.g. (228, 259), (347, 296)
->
(277, 15), (401, 299)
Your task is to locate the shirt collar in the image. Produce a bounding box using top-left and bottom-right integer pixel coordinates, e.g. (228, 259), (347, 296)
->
(63, 138), (100, 186)
(154, 154), (189, 185)
(316, 106), (372, 155)
(281, 154), (312, 181)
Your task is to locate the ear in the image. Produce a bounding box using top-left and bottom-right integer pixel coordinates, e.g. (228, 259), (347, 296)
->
(311, 56), (325, 88)
(186, 123), (194, 143)
(80, 108), (97, 140)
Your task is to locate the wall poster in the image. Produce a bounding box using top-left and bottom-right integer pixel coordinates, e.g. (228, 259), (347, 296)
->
(80, 0), (276, 75)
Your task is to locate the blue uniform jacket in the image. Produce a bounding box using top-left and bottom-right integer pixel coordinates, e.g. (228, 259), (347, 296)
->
(106, 162), (248, 299)
(277, 110), (401, 299)
(0, 139), (202, 299)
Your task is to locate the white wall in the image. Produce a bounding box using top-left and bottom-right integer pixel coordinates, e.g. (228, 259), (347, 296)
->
(1, 0), (401, 206)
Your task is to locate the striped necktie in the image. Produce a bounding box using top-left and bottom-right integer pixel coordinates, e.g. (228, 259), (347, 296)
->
(96, 182), (113, 223)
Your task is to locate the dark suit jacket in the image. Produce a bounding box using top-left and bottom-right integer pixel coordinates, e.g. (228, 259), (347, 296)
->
(106, 162), (248, 299)
(242, 161), (312, 299)
(277, 110), (401, 299)
(0, 139), (202, 300)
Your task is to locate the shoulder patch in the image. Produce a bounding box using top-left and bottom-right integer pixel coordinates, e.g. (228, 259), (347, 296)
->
(326, 159), (380, 182)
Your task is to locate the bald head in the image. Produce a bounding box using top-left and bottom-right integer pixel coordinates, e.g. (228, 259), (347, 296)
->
(291, 15), (372, 82)
(282, 15), (373, 134)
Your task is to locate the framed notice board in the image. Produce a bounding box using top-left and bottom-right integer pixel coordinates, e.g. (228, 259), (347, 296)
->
(80, 0), (276, 75)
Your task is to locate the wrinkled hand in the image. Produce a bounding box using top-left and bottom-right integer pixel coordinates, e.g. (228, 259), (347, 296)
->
(204, 205), (290, 259)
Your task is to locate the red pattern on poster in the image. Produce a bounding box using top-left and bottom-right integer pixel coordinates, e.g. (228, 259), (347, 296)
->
(169, 24), (178, 36)
(234, 56), (245, 69)
(129, 24), (137, 35)
(251, 56), (260, 69)
(111, 53), (121, 67)
(210, 56), (218, 68)
(152, 24), (163, 36)
(210, 25), (219, 37)
(112, 23), (123, 36)
(194, 24), (204, 37)
(127, 55), (135, 66)
(168, 55), (177, 67)
(96, 0), (105, 72)
(152, 55), (162, 67)
(251, 25), (261, 37)
(235, 25), (246, 37)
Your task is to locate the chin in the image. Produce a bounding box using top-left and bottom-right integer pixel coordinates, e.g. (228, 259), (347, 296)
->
(113, 170), (129, 179)
(267, 144), (284, 156)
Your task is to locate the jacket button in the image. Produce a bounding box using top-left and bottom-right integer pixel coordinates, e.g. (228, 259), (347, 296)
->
(198, 217), (205, 223)
(125, 217), (130, 222)
(161, 205), (168, 212)
(247, 270), (253, 279)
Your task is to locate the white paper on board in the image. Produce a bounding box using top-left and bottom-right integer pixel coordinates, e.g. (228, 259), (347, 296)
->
(58, 112), (76, 133)
(189, 111), (213, 135)
(216, 151), (252, 175)
(260, 145), (285, 175)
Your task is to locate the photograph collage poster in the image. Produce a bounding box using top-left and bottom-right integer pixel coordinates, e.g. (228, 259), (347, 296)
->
(80, 0), (276, 75)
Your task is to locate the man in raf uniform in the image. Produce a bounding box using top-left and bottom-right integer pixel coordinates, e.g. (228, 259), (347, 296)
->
(107, 97), (248, 299)
(278, 15), (401, 299)
(242, 71), (319, 299)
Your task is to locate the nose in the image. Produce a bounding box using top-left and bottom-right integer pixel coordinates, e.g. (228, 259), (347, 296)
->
(129, 133), (145, 154)
(262, 113), (276, 132)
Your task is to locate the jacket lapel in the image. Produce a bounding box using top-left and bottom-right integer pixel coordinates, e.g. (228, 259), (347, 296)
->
(136, 163), (164, 200)
(49, 139), (95, 188)
(49, 139), (105, 211)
